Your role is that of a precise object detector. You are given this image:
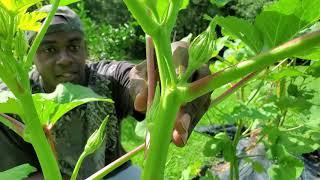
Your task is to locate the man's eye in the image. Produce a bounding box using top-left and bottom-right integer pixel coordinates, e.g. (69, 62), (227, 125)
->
(43, 47), (56, 53)
(69, 45), (80, 52)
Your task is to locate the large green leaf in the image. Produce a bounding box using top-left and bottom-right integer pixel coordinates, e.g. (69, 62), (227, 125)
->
(0, 91), (22, 115)
(215, 16), (263, 54)
(268, 68), (305, 81)
(0, 164), (37, 179)
(0, 0), (42, 14)
(18, 11), (47, 31)
(278, 131), (320, 155)
(255, 0), (320, 49)
(268, 145), (304, 180)
(33, 83), (113, 126)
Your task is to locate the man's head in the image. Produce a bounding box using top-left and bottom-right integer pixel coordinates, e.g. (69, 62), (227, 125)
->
(31, 5), (87, 92)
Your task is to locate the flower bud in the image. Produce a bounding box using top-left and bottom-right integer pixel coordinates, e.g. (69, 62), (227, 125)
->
(83, 116), (109, 155)
(185, 22), (216, 78)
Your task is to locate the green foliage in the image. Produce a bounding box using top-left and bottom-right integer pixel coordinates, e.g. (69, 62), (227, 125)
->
(229, 0), (275, 21)
(267, 145), (304, 179)
(0, 91), (22, 114)
(33, 83), (113, 126)
(0, 164), (37, 179)
(215, 16), (263, 53)
(76, 3), (145, 60)
(203, 132), (234, 161)
(216, 0), (320, 57)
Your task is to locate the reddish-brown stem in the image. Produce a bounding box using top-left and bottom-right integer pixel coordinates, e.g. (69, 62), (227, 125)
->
(43, 125), (58, 160)
(210, 72), (258, 108)
(146, 35), (157, 110)
(0, 113), (24, 137)
(0, 113), (58, 159)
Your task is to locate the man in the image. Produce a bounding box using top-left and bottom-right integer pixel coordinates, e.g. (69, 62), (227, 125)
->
(0, 5), (210, 179)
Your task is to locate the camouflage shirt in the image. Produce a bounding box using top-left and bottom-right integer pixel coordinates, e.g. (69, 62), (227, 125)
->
(0, 60), (143, 179)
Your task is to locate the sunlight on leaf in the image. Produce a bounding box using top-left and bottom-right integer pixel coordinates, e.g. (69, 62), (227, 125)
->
(18, 12), (47, 31)
(0, 164), (37, 179)
(0, 91), (22, 115)
(50, 0), (80, 6)
(0, 0), (42, 14)
(33, 83), (113, 126)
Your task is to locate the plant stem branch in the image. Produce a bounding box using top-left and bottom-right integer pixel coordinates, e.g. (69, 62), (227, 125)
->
(153, 34), (177, 89)
(142, 90), (182, 180)
(0, 113), (24, 137)
(209, 72), (257, 108)
(146, 35), (157, 109)
(123, 0), (159, 37)
(26, 0), (60, 69)
(71, 152), (86, 180)
(86, 144), (145, 180)
(20, 93), (61, 180)
(183, 31), (320, 103)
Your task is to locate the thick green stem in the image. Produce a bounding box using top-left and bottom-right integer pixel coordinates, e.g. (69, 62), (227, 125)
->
(153, 34), (177, 89)
(230, 121), (243, 180)
(166, 0), (183, 32)
(183, 31), (320, 103)
(20, 93), (61, 180)
(142, 89), (182, 180)
(26, 0), (61, 69)
(123, 0), (159, 37)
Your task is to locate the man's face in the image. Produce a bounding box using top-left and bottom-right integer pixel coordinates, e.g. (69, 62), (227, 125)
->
(34, 30), (87, 92)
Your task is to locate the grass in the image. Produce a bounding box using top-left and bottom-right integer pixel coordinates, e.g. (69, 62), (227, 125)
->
(121, 117), (213, 179)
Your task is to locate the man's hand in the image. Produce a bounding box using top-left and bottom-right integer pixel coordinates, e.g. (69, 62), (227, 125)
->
(129, 40), (211, 147)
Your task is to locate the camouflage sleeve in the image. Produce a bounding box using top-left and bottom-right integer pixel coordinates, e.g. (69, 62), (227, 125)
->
(94, 60), (145, 121)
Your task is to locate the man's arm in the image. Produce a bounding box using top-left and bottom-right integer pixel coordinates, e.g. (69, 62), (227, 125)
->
(92, 60), (145, 121)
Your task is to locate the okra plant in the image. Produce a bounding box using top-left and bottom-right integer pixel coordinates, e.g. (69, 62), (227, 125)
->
(123, 0), (320, 179)
(0, 0), (319, 179)
(0, 0), (113, 179)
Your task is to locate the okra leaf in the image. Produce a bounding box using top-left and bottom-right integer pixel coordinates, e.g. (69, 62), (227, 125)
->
(268, 68), (305, 81)
(0, 164), (37, 179)
(33, 83), (113, 126)
(268, 145), (304, 180)
(215, 16), (263, 54)
(50, 0), (80, 6)
(255, 0), (320, 50)
(277, 131), (320, 155)
(18, 12), (47, 31)
(0, 0), (42, 14)
(203, 132), (233, 161)
(0, 91), (22, 115)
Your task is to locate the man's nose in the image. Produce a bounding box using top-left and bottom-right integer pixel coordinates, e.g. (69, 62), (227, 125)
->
(56, 49), (73, 66)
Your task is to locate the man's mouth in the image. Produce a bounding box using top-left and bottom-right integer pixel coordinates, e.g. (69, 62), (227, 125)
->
(56, 72), (78, 82)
